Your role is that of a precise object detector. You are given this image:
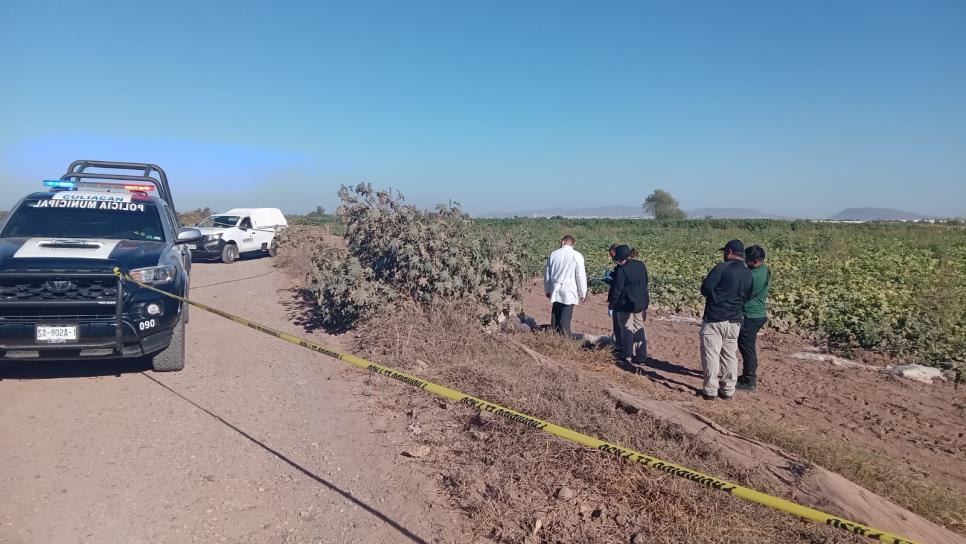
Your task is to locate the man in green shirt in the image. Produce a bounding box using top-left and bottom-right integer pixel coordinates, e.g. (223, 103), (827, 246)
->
(737, 245), (770, 391)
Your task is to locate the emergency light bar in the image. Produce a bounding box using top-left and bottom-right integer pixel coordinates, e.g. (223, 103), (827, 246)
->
(60, 161), (175, 214)
(43, 179), (155, 192)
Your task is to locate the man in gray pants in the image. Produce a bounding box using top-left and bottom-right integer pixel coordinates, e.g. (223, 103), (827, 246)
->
(698, 240), (753, 400)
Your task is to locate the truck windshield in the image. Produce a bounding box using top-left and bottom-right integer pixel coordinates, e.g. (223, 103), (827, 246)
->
(198, 215), (240, 228)
(0, 198), (166, 242)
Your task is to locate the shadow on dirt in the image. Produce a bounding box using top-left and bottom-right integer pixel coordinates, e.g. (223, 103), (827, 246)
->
(645, 357), (703, 379)
(142, 373), (430, 544)
(0, 357), (152, 380)
(281, 287), (336, 334)
(615, 356), (703, 394)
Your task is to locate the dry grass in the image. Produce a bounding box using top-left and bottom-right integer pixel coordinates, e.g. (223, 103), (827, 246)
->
(702, 411), (966, 533)
(353, 301), (863, 543)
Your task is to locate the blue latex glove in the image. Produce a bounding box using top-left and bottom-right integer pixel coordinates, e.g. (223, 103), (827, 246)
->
(608, 309), (614, 318)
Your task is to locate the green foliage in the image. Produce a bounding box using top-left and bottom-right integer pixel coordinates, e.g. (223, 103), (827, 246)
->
(642, 189), (686, 220)
(477, 217), (966, 364)
(306, 205), (327, 217)
(176, 207), (212, 227)
(303, 184), (526, 331)
(307, 244), (398, 332)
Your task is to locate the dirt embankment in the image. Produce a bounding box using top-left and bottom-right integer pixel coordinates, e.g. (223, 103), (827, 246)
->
(521, 280), (966, 534)
(521, 279), (966, 499)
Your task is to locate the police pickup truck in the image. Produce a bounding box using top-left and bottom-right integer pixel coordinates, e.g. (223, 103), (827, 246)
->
(0, 161), (201, 372)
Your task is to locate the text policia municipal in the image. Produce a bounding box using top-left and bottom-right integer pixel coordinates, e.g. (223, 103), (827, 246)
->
(33, 199), (146, 212)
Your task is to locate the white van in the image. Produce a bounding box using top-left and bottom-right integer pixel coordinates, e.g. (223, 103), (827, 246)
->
(193, 208), (288, 263)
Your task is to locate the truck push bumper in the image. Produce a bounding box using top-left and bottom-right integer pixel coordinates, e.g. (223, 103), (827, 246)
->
(0, 269), (176, 361)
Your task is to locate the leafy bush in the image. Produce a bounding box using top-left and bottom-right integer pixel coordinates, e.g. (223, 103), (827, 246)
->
(304, 184), (526, 331)
(308, 245), (398, 332)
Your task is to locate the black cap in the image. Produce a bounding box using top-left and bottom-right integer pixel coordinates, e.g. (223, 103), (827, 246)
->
(719, 239), (744, 255)
(613, 244), (632, 261)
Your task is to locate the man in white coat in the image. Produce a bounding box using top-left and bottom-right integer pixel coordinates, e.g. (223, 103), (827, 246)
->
(544, 235), (588, 337)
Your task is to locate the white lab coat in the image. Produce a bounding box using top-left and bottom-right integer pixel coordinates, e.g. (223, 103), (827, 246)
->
(544, 245), (588, 305)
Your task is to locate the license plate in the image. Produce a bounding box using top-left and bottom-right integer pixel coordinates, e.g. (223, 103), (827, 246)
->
(187, 244), (197, 250)
(36, 325), (78, 344)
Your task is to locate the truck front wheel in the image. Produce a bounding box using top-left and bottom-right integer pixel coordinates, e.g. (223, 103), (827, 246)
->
(150, 317), (186, 372)
(221, 243), (238, 264)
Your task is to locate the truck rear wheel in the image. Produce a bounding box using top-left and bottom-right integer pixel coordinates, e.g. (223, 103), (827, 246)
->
(151, 316), (185, 372)
(221, 243), (238, 264)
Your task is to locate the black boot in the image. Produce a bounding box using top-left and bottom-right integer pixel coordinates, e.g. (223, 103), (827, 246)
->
(736, 379), (757, 392)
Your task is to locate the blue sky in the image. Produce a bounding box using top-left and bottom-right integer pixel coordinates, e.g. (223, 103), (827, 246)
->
(1, 0), (964, 217)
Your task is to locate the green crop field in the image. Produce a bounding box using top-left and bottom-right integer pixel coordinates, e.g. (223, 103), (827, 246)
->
(288, 212), (345, 234)
(477, 218), (966, 364)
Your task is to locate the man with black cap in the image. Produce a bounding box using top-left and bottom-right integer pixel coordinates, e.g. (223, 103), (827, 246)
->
(603, 244), (622, 346)
(698, 240), (753, 400)
(607, 244), (649, 367)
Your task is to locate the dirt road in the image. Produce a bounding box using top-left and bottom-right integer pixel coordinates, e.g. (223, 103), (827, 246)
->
(0, 258), (459, 544)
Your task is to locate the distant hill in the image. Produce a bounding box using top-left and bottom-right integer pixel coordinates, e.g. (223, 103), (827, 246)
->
(828, 208), (929, 221)
(481, 205), (642, 219)
(481, 205), (947, 221)
(687, 208), (786, 219)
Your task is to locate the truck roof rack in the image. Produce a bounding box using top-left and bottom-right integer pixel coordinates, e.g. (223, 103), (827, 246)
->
(60, 160), (177, 214)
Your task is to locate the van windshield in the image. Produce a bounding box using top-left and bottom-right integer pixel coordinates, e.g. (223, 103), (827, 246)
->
(1, 198), (166, 242)
(198, 215), (240, 228)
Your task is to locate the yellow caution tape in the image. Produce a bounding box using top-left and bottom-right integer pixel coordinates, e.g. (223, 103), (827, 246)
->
(114, 267), (920, 544)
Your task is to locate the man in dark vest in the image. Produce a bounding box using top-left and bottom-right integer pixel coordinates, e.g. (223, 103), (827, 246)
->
(607, 244), (649, 367)
(603, 244), (622, 347)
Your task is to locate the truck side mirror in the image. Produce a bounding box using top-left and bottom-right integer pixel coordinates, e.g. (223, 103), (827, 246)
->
(176, 227), (202, 244)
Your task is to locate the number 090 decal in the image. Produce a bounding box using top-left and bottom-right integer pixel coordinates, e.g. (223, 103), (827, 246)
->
(138, 319), (157, 331)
